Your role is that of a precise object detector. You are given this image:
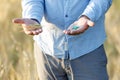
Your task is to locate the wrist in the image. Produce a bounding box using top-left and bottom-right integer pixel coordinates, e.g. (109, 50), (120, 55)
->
(80, 15), (90, 20)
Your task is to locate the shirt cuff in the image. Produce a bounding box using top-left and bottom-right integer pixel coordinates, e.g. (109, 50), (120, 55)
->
(30, 18), (40, 24)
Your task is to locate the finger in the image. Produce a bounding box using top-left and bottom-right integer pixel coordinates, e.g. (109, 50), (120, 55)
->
(32, 29), (43, 35)
(32, 31), (40, 35)
(12, 18), (25, 24)
(24, 30), (33, 35)
(87, 20), (94, 27)
(63, 30), (71, 34)
(63, 29), (79, 35)
(69, 30), (81, 35)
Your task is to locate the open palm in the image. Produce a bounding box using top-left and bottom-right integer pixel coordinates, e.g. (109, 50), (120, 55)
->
(12, 18), (42, 35)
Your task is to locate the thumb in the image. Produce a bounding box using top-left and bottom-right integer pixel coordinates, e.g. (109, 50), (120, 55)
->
(12, 18), (25, 24)
(87, 20), (94, 27)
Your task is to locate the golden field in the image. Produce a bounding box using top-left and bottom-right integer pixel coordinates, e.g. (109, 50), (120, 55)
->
(0, 0), (120, 80)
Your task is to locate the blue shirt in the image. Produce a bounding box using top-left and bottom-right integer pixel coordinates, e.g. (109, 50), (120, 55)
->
(22, 0), (112, 59)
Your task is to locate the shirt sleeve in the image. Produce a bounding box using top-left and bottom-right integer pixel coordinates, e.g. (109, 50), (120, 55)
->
(81, 0), (112, 22)
(22, 0), (44, 23)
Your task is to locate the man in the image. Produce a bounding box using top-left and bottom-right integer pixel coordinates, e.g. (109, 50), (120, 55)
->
(13, 0), (112, 80)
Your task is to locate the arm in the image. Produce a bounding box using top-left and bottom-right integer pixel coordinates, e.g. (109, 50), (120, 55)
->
(22, 0), (44, 23)
(81, 0), (112, 22)
(64, 0), (112, 35)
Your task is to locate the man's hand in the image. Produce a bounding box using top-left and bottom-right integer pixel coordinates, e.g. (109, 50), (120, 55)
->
(63, 16), (94, 35)
(12, 18), (42, 35)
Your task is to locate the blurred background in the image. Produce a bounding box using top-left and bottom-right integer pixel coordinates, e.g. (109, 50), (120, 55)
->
(0, 0), (120, 80)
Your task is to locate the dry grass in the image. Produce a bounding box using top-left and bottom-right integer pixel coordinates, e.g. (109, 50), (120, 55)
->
(105, 2), (120, 79)
(0, 0), (120, 80)
(0, 0), (38, 80)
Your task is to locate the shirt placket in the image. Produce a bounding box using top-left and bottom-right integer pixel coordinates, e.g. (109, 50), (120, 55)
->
(64, 0), (70, 59)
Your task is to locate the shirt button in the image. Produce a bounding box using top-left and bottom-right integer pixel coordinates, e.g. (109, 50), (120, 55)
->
(65, 15), (68, 17)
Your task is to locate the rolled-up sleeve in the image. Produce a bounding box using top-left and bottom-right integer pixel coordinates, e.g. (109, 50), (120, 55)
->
(22, 0), (44, 23)
(81, 0), (112, 22)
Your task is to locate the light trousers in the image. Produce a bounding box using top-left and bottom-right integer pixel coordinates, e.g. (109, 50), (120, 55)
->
(34, 42), (108, 80)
